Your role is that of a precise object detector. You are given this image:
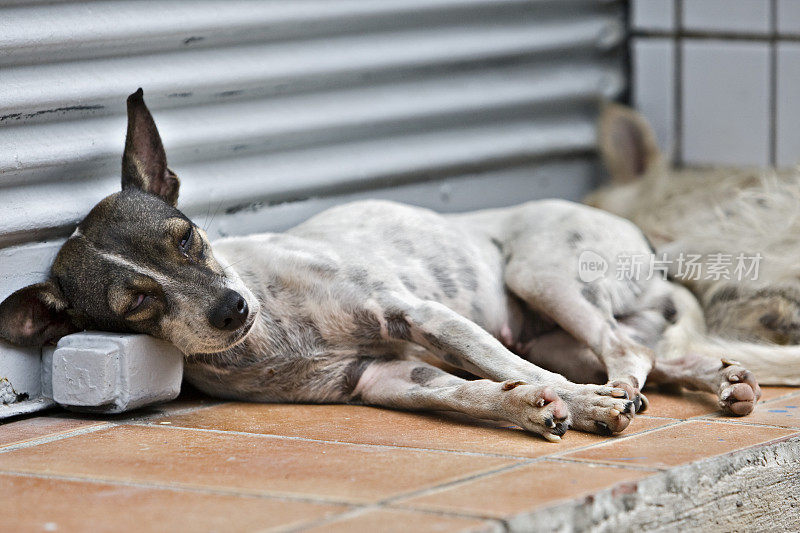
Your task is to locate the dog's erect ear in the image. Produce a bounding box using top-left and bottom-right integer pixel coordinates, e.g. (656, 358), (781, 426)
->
(597, 103), (662, 184)
(121, 88), (181, 206)
(0, 280), (76, 347)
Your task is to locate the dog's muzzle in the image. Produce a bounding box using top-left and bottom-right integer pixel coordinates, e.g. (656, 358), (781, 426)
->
(208, 290), (249, 331)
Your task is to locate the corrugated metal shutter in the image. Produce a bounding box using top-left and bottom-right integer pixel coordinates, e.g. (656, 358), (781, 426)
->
(0, 0), (625, 415)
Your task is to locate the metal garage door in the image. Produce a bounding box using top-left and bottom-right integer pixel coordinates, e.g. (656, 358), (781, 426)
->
(0, 0), (625, 415)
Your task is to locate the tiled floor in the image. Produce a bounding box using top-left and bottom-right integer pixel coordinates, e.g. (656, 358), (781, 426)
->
(2, 386), (799, 532)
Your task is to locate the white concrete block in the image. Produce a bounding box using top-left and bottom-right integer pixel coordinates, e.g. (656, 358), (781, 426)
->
(43, 332), (183, 413)
(682, 40), (771, 167)
(684, 0), (771, 34)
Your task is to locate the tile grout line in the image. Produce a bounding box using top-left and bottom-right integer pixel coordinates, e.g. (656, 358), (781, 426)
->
(691, 416), (800, 432)
(113, 399), (229, 423)
(631, 30), (799, 42)
(0, 468), (357, 508)
(544, 456), (661, 473)
(0, 422), (113, 454)
(285, 460), (541, 532)
(0, 400), (227, 453)
(546, 418), (686, 459)
(127, 422), (556, 460)
(770, 0), (778, 166)
(279, 501), (507, 533)
(671, 0), (683, 167)
(559, 431), (800, 471)
(131, 407), (707, 462)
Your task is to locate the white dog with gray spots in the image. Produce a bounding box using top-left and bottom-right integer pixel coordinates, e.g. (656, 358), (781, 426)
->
(0, 90), (761, 441)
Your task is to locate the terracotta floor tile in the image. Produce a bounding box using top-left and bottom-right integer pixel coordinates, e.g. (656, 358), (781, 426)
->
(639, 389), (721, 419)
(302, 508), (497, 533)
(755, 386), (800, 402)
(0, 416), (105, 448)
(709, 395), (800, 428)
(561, 420), (798, 469)
(641, 386), (800, 419)
(0, 425), (516, 503)
(396, 460), (652, 518)
(110, 398), (222, 423)
(0, 473), (345, 533)
(156, 403), (672, 458)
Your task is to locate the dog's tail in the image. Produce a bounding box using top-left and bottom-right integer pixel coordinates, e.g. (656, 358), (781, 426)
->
(658, 284), (800, 386)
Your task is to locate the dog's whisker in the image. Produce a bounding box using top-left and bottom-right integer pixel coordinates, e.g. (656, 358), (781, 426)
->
(204, 199), (225, 231)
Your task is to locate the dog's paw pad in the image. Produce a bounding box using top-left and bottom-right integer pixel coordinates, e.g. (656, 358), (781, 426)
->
(719, 382), (757, 416)
(718, 365), (761, 416)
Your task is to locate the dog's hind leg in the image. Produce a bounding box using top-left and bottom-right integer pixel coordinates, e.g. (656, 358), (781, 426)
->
(648, 284), (763, 415)
(520, 329), (608, 385)
(648, 355), (761, 415)
(349, 359), (569, 441)
(504, 264), (653, 413)
(385, 297), (636, 436)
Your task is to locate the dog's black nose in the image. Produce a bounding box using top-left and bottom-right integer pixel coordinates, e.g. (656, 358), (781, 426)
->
(208, 290), (249, 331)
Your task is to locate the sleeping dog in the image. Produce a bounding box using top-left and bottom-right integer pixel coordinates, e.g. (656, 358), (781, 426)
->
(0, 90), (761, 441)
(588, 103), (800, 386)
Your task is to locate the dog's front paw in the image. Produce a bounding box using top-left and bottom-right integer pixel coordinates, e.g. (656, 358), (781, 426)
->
(500, 382), (569, 442)
(718, 360), (761, 416)
(558, 384), (636, 436)
(607, 379), (649, 413)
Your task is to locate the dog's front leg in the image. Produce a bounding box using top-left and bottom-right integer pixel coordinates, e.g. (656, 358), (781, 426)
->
(505, 267), (653, 413)
(387, 298), (636, 435)
(350, 359), (569, 441)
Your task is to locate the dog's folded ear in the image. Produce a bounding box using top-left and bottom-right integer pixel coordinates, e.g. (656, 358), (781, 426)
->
(0, 280), (77, 347)
(597, 103), (662, 184)
(121, 88), (181, 206)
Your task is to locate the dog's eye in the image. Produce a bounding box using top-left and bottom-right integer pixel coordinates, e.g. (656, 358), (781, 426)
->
(178, 226), (193, 255)
(128, 293), (147, 313)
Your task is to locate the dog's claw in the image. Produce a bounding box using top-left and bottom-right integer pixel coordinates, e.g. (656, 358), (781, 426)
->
(544, 433), (562, 443)
(638, 393), (650, 412)
(610, 389), (628, 398)
(595, 421), (613, 436)
(632, 395), (641, 412)
(621, 401), (633, 415)
(544, 417), (556, 429)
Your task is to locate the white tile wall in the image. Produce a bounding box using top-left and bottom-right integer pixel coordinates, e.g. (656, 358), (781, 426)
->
(631, 0), (675, 31)
(632, 38), (675, 155)
(683, 0), (771, 34)
(777, 44), (800, 167)
(682, 40), (771, 167)
(778, 0), (800, 35)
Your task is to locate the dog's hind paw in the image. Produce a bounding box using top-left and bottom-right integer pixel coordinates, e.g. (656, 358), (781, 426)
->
(557, 384), (636, 436)
(500, 383), (570, 442)
(718, 363), (761, 416)
(606, 379), (648, 413)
